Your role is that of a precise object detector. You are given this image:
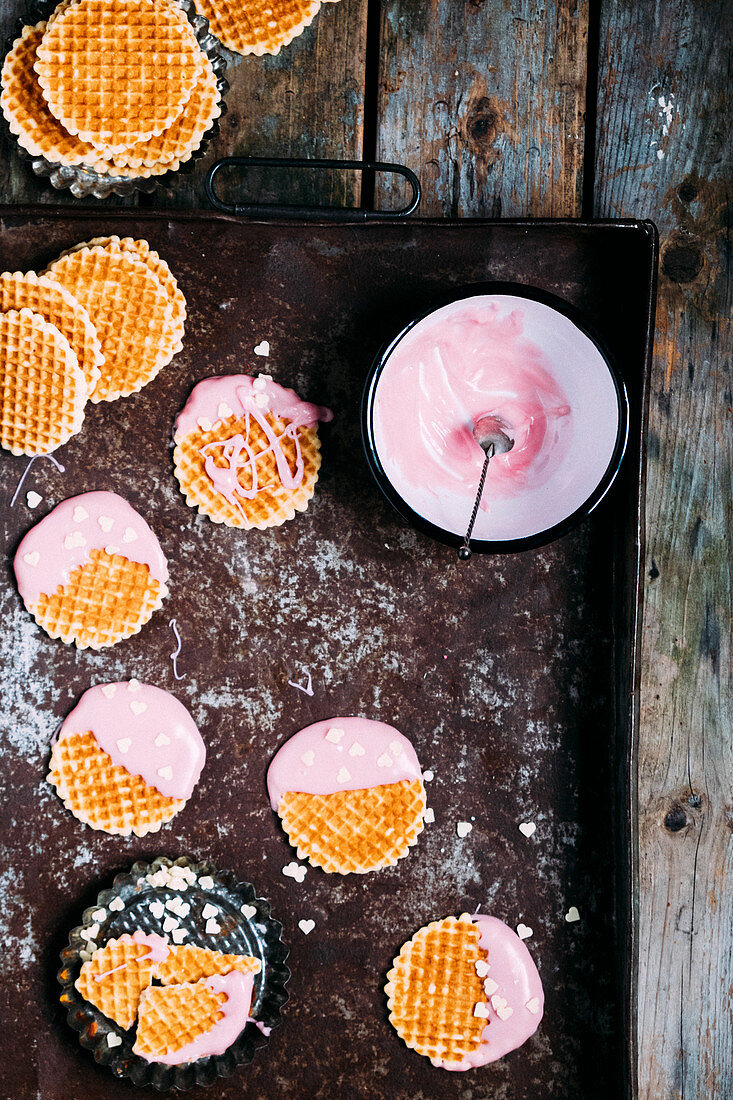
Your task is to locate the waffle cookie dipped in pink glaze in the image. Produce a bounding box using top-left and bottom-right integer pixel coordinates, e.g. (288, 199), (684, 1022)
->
(386, 912), (544, 1069)
(48, 681), (206, 836)
(267, 717), (426, 874)
(173, 373), (333, 529)
(14, 490), (169, 649)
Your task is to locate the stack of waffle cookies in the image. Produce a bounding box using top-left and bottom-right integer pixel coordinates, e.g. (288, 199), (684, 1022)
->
(1, 0), (223, 185)
(0, 236), (185, 455)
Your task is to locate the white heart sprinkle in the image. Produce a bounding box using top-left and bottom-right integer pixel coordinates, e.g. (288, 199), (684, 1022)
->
(155, 733), (171, 747)
(348, 741), (365, 757)
(91, 908), (107, 922)
(130, 701), (147, 716)
(157, 765), (173, 781)
(197, 416), (213, 432)
(81, 924), (99, 941)
(163, 916), (179, 933)
(180, 867), (197, 884)
(376, 752), (393, 768)
(300, 751), (315, 767)
(217, 402), (234, 419)
(98, 515), (114, 532)
(254, 392), (269, 407)
(64, 531), (85, 549)
(282, 862), (307, 883)
(565, 906), (580, 923)
(254, 340), (270, 357)
(172, 928), (188, 944)
(475, 960), (490, 978)
(101, 684), (116, 699)
(496, 1003), (514, 1021)
(198, 876), (214, 890)
(456, 821), (472, 838)
(127, 679), (141, 692)
(336, 767), (351, 783)
(165, 898), (181, 913)
(484, 977), (499, 995)
(105, 545), (120, 555)
(519, 821), (536, 838)
(491, 994), (508, 1013)
(106, 1033), (122, 1048)
(389, 741), (403, 756)
(298, 919), (315, 935)
(424, 807), (435, 824)
(473, 1002), (490, 1018)
(241, 904), (257, 920)
(252, 378), (267, 392)
(23, 551), (40, 566)
(116, 738), (131, 754)
(72, 506), (88, 522)
(526, 997), (541, 1014)
(325, 727), (344, 744)
(423, 770), (434, 782)
(177, 903), (190, 918)
(109, 897), (124, 912)
(516, 924), (533, 940)
(202, 903), (218, 920)
(149, 901), (165, 919)
(122, 527), (137, 543)
(206, 918), (221, 935)
(26, 491), (42, 508)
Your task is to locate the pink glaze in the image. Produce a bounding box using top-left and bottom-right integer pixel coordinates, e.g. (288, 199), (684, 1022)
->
(267, 716), (422, 810)
(174, 374), (333, 438)
(93, 932), (170, 982)
(59, 682), (205, 800)
(134, 971), (254, 1065)
(372, 296), (620, 541)
(14, 491), (168, 605)
(439, 915), (544, 1071)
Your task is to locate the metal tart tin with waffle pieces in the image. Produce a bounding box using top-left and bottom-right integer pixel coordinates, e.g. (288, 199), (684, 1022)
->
(58, 855), (290, 1090)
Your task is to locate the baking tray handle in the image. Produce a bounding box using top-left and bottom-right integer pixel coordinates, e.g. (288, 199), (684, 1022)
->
(205, 156), (421, 220)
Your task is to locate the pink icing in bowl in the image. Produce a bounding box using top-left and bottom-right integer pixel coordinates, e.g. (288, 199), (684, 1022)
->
(362, 285), (628, 552)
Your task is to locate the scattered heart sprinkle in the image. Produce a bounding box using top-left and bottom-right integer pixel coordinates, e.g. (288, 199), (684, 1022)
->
(526, 997), (541, 1014)
(565, 906), (580, 923)
(518, 821), (536, 838)
(424, 807), (435, 824)
(298, 919), (315, 935)
(149, 901), (165, 920)
(456, 821), (472, 838)
(205, 918), (221, 935)
(26, 490), (42, 508)
(473, 1002), (490, 1018)
(516, 924), (533, 940)
(241, 904), (257, 920)
(202, 903), (218, 920)
(423, 770), (434, 782)
(283, 862), (307, 883)
(475, 959), (489, 978)
(106, 1033), (122, 1048)
(198, 876), (214, 890)
(254, 340), (270, 357)
(109, 897), (125, 912)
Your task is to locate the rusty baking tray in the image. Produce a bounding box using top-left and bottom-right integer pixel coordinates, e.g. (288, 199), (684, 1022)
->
(0, 207), (655, 1100)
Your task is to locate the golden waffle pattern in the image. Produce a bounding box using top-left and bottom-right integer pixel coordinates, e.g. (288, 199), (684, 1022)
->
(45, 245), (175, 402)
(48, 729), (186, 836)
(27, 547), (167, 649)
(278, 779), (426, 874)
(134, 978), (227, 1057)
(0, 307), (86, 456)
(385, 914), (489, 1064)
(158, 946), (261, 985)
(34, 0), (203, 151)
(192, 0), (324, 56)
(0, 270), (103, 392)
(173, 413), (322, 529)
(76, 937), (159, 1029)
(0, 23), (101, 166)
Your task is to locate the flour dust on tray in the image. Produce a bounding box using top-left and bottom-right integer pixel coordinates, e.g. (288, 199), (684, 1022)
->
(14, 491), (169, 649)
(386, 913), (544, 1069)
(48, 681), (205, 836)
(173, 373), (333, 529)
(267, 716), (427, 874)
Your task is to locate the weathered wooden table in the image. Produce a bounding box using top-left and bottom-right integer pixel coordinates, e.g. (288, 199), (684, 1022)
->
(0, 1), (730, 1098)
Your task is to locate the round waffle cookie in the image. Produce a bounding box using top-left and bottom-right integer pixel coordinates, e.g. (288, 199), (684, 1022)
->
(0, 270), (103, 393)
(386, 913), (545, 1070)
(76, 933), (169, 1029)
(14, 491), (169, 649)
(267, 717), (426, 874)
(192, 0), (326, 56)
(0, 306), (86, 456)
(48, 681), (205, 836)
(134, 971), (254, 1063)
(173, 373), (333, 529)
(45, 243), (177, 402)
(0, 22), (101, 166)
(34, 0), (204, 152)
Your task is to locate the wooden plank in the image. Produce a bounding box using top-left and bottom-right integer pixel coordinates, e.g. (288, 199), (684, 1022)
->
(594, 2), (732, 1098)
(374, 0), (589, 217)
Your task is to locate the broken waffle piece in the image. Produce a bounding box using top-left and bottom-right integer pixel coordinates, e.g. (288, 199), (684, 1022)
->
(191, 0), (328, 57)
(134, 970), (254, 1065)
(267, 716), (426, 874)
(14, 490), (169, 649)
(75, 932), (170, 1029)
(173, 374), (333, 529)
(385, 913), (544, 1070)
(48, 681), (205, 836)
(0, 306), (86, 456)
(157, 945), (260, 985)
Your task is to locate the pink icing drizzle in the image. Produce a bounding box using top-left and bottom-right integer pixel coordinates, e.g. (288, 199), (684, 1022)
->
(14, 491), (168, 605)
(134, 971), (254, 1065)
(93, 932), (170, 982)
(267, 716), (422, 810)
(372, 296), (620, 541)
(438, 915), (544, 1071)
(59, 682), (205, 800)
